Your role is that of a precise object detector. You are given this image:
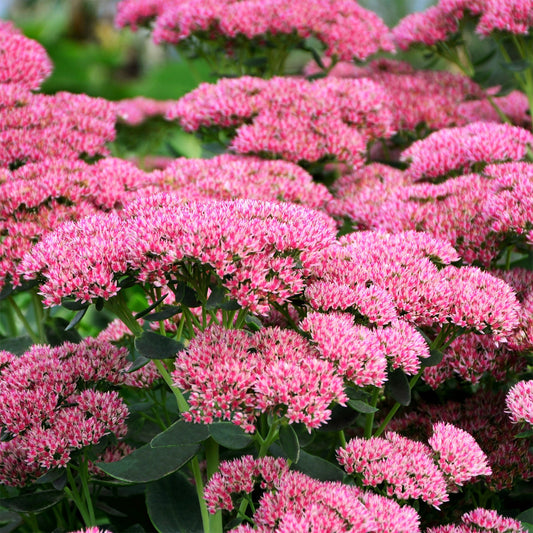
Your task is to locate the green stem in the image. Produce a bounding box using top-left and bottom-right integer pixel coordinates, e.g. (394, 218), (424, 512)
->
(258, 420), (280, 457)
(1, 300), (17, 337)
(205, 438), (222, 533)
(105, 293), (143, 337)
(65, 466), (92, 527)
(338, 430), (347, 447)
(364, 388), (380, 439)
(79, 454), (96, 526)
(31, 290), (46, 343)
(153, 359), (189, 413)
(374, 373), (422, 438)
(190, 456), (211, 533)
(7, 296), (39, 343)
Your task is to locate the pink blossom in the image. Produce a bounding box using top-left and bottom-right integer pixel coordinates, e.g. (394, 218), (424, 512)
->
(150, 154), (332, 209)
(115, 96), (175, 125)
(21, 196), (337, 312)
(168, 76), (395, 167)
(506, 380), (533, 425)
(337, 432), (450, 507)
(0, 23), (52, 89)
(118, 0), (393, 62)
(300, 311), (388, 386)
(429, 422), (492, 487)
(173, 326), (347, 431)
(402, 123), (533, 181)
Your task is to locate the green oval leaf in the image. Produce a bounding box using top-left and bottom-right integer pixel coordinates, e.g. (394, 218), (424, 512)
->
(279, 424), (300, 463)
(65, 307), (88, 331)
(172, 282), (201, 308)
(205, 286), (241, 311)
(96, 443), (199, 483)
(151, 420), (210, 448)
(134, 294), (168, 320)
(386, 368), (411, 406)
(134, 331), (185, 360)
(143, 306), (182, 322)
(0, 335), (33, 355)
(146, 471), (203, 533)
(420, 349), (444, 368)
(208, 423), (254, 449)
(0, 490), (64, 513)
(61, 299), (90, 311)
(347, 399), (378, 414)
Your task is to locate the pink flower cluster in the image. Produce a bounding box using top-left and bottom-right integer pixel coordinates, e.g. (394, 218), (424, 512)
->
(21, 195), (337, 312)
(116, 0), (393, 62)
(168, 75), (396, 167)
(391, 391), (533, 491)
(0, 157), (150, 290)
(0, 338), (135, 486)
(309, 232), (520, 339)
(115, 96), (175, 126)
(150, 154), (332, 208)
(306, 58), (488, 132)
(338, 424), (490, 507)
(0, 21), (52, 89)
(429, 508), (525, 533)
(205, 456), (421, 533)
(423, 332), (525, 388)
(172, 326), (347, 432)
(506, 380), (533, 426)
(401, 122), (533, 181)
(393, 0), (533, 49)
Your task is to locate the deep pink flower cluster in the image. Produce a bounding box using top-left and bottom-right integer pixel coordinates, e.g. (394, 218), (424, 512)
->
(0, 87), (116, 167)
(391, 391), (533, 491)
(401, 122), (533, 181)
(309, 232), (519, 339)
(306, 58), (487, 132)
(0, 338), (135, 486)
(423, 332), (525, 388)
(393, 0), (533, 49)
(0, 22), (52, 89)
(0, 157), (151, 291)
(506, 380), (533, 426)
(168, 76), (395, 167)
(428, 508), (526, 533)
(338, 431), (449, 507)
(172, 325), (347, 432)
(205, 456), (421, 533)
(115, 96), (175, 126)
(21, 195), (337, 312)
(150, 154), (332, 208)
(338, 425), (490, 507)
(116, 0), (393, 62)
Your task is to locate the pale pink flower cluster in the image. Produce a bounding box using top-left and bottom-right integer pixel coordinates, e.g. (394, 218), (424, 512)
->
(394, 0), (533, 49)
(391, 391), (533, 491)
(21, 196), (337, 312)
(116, 0), (393, 62)
(168, 76), (396, 167)
(70, 528), (113, 533)
(401, 123), (533, 181)
(369, 173), (500, 265)
(0, 157), (150, 290)
(506, 380), (533, 425)
(0, 22), (52, 89)
(310, 232), (519, 339)
(150, 154), (332, 208)
(172, 326), (347, 432)
(307, 58), (487, 132)
(205, 456), (420, 533)
(338, 431), (450, 507)
(0, 87), (116, 167)
(429, 422), (492, 487)
(0, 339), (133, 486)
(339, 424), (491, 506)
(429, 508), (526, 533)
(458, 90), (531, 128)
(483, 162), (533, 237)
(115, 96), (174, 126)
